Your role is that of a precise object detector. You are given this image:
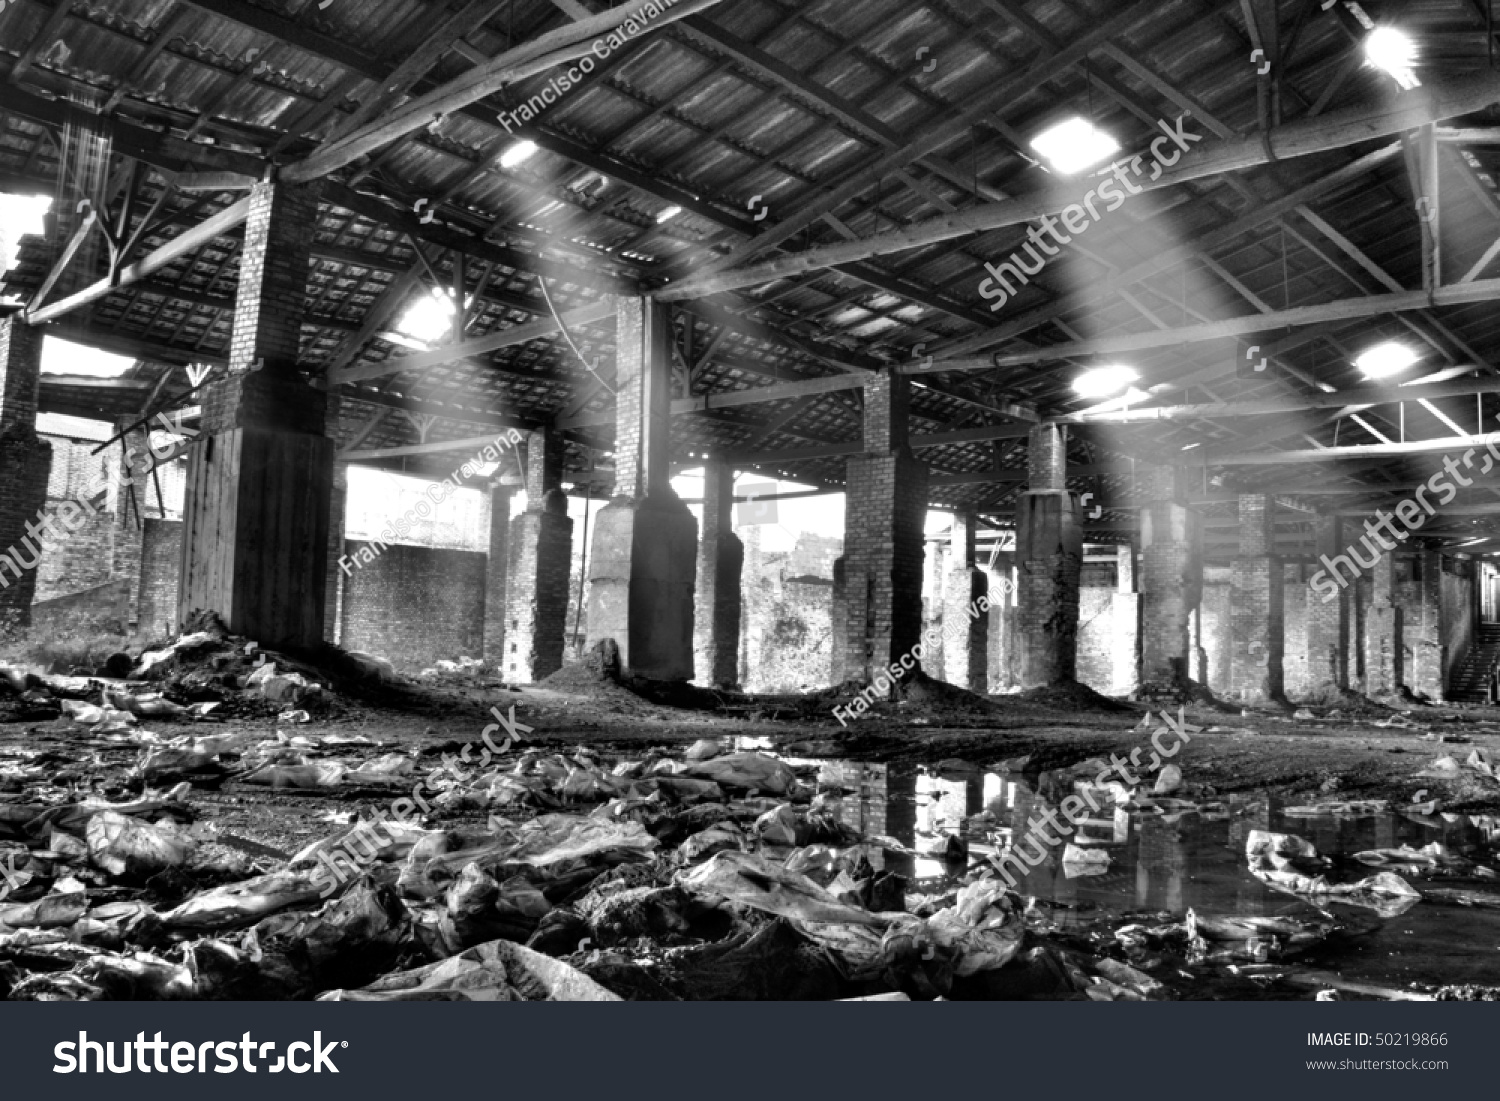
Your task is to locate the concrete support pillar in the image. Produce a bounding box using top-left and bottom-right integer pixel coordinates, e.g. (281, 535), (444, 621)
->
(508, 427), (574, 682)
(1111, 540), (1141, 695)
(483, 483), (517, 662)
(585, 297), (697, 679)
(1139, 467), (1203, 694)
(1230, 494), (1284, 703)
(694, 460), (743, 688)
(178, 180), (333, 649)
(1364, 548), (1403, 696)
(943, 510), (988, 690)
(0, 319), (52, 630)
(1015, 423), (1081, 686)
(841, 370), (927, 688)
(1306, 515), (1350, 698)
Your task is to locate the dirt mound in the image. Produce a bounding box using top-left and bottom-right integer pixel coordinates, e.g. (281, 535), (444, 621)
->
(1017, 680), (1136, 713)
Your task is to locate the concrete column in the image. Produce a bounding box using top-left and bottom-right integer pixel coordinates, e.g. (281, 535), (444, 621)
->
(0, 318), (52, 629)
(585, 297), (697, 679)
(841, 371), (927, 688)
(943, 510), (988, 690)
(1229, 494), (1284, 703)
(1305, 515), (1349, 698)
(694, 460), (743, 688)
(507, 427), (574, 682)
(178, 179), (333, 649)
(1139, 467), (1203, 695)
(1111, 540), (1141, 695)
(1364, 547), (1403, 696)
(483, 482), (517, 662)
(1015, 423), (1081, 686)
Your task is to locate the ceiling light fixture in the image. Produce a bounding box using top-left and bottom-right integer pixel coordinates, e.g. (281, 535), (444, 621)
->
(656, 205), (683, 224)
(1029, 116), (1121, 175)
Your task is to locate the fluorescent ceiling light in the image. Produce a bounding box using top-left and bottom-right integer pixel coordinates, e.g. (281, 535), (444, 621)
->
(656, 204), (683, 224)
(499, 140), (538, 168)
(1029, 117), (1121, 175)
(1354, 341), (1418, 379)
(1365, 27), (1419, 90)
(1072, 364), (1138, 399)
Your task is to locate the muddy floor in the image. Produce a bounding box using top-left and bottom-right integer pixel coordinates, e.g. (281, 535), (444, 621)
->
(5, 626), (1500, 1001)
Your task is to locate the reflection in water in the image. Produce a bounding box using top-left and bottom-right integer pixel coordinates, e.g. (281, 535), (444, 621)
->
(810, 756), (1500, 990)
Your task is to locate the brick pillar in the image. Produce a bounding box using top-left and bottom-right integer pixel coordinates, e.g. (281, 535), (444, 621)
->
(1015, 423), (1081, 686)
(829, 555), (847, 684)
(0, 318), (52, 630)
(110, 416), (149, 630)
(508, 427), (574, 682)
(324, 399), (347, 644)
(695, 460), (743, 688)
(178, 180), (333, 649)
(843, 370), (927, 689)
(1139, 466), (1203, 695)
(943, 510), (988, 690)
(987, 550), (1013, 691)
(1410, 550), (1445, 701)
(1230, 494), (1284, 703)
(1305, 514), (1350, 698)
(483, 483), (517, 663)
(585, 297), (697, 679)
(1364, 547), (1403, 696)
(924, 537), (947, 675)
(1112, 539), (1141, 695)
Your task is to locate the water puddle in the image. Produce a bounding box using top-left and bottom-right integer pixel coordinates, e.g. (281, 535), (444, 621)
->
(809, 757), (1500, 992)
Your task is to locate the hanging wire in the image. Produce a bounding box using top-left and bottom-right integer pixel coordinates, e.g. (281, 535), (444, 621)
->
(538, 276), (615, 393)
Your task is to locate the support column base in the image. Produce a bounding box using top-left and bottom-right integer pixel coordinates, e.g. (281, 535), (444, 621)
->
(586, 491), (697, 681)
(179, 426), (333, 650)
(0, 429), (52, 631)
(695, 530), (743, 690)
(507, 497), (574, 683)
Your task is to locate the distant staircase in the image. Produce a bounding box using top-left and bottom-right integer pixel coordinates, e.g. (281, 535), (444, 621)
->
(1448, 623), (1500, 703)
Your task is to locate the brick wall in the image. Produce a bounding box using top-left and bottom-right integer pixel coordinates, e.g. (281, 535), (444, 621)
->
(339, 541), (486, 667)
(138, 519), (182, 640)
